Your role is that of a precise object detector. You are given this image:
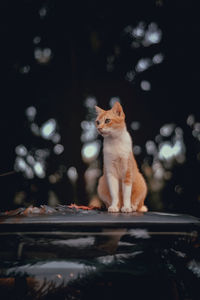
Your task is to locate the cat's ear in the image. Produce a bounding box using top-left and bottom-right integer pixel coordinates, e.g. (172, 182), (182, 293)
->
(112, 102), (124, 118)
(95, 106), (104, 115)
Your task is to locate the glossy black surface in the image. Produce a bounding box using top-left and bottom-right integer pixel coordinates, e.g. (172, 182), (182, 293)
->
(0, 211), (200, 299)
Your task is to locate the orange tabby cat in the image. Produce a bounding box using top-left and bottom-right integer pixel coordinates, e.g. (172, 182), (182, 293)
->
(95, 101), (147, 213)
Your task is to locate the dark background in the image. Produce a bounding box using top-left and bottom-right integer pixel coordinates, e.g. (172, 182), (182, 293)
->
(0, 0), (200, 216)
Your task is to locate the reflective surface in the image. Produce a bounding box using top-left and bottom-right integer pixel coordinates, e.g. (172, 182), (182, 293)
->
(0, 211), (200, 299)
(0, 226), (200, 299)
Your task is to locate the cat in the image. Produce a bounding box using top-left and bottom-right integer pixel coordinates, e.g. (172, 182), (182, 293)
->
(95, 101), (147, 213)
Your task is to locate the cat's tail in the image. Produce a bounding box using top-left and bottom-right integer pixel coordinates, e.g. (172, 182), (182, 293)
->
(138, 205), (148, 213)
(88, 195), (104, 209)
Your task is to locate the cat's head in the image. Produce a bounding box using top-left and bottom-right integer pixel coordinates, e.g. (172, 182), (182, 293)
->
(95, 102), (125, 137)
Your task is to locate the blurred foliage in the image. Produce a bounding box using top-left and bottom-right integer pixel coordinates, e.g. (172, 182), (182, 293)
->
(0, 0), (200, 216)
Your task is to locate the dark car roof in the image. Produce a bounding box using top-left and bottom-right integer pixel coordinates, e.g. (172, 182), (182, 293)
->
(0, 208), (200, 232)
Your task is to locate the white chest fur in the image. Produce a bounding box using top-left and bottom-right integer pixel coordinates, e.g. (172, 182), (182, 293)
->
(103, 129), (132, 175)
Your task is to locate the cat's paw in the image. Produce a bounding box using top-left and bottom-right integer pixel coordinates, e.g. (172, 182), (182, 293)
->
(121, 206), (132, 213)
(108, 205), (119, 213)
(131, 204), (137, 212)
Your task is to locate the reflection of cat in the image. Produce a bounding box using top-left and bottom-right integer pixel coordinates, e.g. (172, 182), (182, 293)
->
(95, 102), (147, 213)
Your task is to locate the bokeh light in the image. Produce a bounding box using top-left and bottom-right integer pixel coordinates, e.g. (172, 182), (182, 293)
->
(135, 58), (152, 72)
(19, 65), (30, 74)
(53, 144), (64, 155)
(81, 141), (101, 163)
(33, 162), (45, 178)
(34, 47), (52, 64)
(160, 124), (175, 137)
(130, 121), (140, 131)
(33, 36), (41, 45)
(152, 53), (164, 64)
(67, 167), (78, 183)
(81, 121), (97, 143)
(40, 119), (57, 140)
(15, 145), (28, 157)
(109, 97), (121, 107)
(25, 106), (37, 122)
(141, 80), (151, 91)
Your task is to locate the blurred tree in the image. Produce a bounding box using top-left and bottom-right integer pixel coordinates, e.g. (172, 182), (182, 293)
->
(0, 0), (200, 215)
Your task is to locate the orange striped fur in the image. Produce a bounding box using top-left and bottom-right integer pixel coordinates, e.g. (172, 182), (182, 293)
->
(95, 102), (147, 213)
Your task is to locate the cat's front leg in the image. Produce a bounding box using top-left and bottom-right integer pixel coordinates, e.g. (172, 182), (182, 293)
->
(121, 183), (132, 213)
(107, 174), (120, 212)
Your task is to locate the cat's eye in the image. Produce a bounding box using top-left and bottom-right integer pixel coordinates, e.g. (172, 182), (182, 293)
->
(96, 120), (100, 125)
(105, 118), (111, 124)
